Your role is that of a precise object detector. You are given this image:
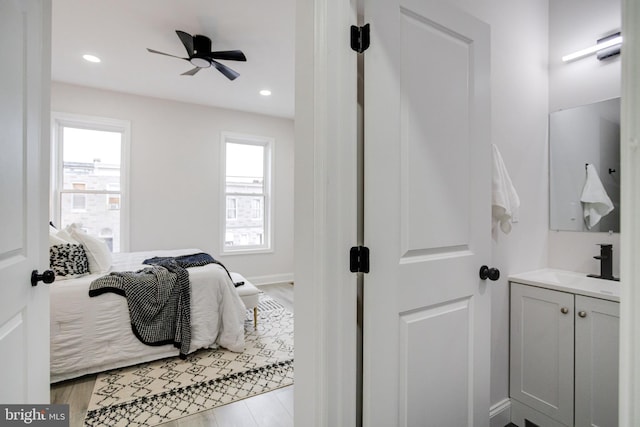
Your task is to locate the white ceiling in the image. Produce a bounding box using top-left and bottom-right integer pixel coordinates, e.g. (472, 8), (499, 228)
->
(51, 0), (296, 118)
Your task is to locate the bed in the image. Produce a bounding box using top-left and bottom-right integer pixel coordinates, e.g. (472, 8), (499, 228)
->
(49, 247), (249, 383)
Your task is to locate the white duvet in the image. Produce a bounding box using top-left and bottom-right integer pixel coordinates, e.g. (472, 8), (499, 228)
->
(50, 249), (246, 383)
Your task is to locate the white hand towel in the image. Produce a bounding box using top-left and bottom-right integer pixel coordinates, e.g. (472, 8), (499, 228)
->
(492, 144), (520, 238)
(581, 164), (614, 229)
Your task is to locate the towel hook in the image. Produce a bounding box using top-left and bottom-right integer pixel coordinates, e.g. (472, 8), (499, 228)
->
(609, 168), (616, 174)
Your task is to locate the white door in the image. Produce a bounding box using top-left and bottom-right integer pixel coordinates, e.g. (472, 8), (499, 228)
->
(0, 0), (51, 404)
(362, 0), (491, 426)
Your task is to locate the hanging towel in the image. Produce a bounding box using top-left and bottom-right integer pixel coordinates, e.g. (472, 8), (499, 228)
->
(581, 164), (614, 229)
(492, 144), (520, 238)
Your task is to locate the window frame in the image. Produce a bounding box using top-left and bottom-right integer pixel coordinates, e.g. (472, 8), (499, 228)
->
(51, 112), (131, 252)
(220, 132), (274, 255)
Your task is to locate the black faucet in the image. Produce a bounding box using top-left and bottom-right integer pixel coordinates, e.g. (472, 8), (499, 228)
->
(587, 244), (619, 281)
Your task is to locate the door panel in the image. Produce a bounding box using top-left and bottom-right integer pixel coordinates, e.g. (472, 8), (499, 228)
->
(0, 0), (50, 404)
(399, 298), (471, 426)
(0, 0), (25, 256)
(0, 314), (27, 401)
(363, 0), (490, 425)
(401, 9), (471, 254)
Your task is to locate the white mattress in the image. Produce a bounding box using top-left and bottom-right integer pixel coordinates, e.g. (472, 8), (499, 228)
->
(50, 249), (246, 383)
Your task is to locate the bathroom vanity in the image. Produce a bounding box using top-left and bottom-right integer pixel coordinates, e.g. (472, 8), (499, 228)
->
(509, 269), (620, 427)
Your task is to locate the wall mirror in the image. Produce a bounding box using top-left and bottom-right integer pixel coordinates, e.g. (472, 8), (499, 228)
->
(549, 97), (620, 232)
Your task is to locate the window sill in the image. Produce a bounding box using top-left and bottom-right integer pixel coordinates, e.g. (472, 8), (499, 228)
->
(221, 247), (273, 256)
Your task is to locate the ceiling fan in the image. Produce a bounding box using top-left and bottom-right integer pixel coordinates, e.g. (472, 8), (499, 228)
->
(147, 30), (247, 80)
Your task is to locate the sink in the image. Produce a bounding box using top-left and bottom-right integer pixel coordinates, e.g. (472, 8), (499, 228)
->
(509, 268), (620, 302)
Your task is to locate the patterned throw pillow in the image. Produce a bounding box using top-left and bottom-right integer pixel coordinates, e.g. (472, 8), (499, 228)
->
(50, 243), (90, 278)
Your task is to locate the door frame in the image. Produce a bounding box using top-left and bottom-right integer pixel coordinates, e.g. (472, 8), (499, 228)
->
(620, 0), (640, 424)
(293, 0), (358, 426)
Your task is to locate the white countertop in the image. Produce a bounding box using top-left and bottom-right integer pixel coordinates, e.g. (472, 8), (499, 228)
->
(509, 268), (620, 302)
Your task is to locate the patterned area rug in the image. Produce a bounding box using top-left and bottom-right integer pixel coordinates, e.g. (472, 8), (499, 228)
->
(84, 295), (293, 426)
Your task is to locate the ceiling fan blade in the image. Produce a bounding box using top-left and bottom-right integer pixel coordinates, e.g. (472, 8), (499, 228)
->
(147, 48), (186, 60)
(175, 30), (194, 56)
(181, 67), (201, 76)
(208, 50), (247, 61)
(211, 59), (240, 80)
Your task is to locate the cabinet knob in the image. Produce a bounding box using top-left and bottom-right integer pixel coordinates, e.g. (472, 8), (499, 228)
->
(578, 311), (587, 318)
(560, 307), (569, 314)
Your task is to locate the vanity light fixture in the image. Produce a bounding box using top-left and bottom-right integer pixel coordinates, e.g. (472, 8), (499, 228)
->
(259, 89), (272, 96)
(82, 54), (101, 63)
(562, 32), (622, 62)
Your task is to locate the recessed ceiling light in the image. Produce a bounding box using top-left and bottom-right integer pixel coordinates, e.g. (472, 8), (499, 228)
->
(82, 54), (101, 63)
(259, 89), (272, 96)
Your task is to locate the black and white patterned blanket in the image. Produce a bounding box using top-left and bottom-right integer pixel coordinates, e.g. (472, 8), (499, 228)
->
(89, 253), (217, 357)
(143, 253), (242, 286)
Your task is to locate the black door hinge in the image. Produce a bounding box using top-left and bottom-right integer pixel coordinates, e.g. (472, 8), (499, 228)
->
(350, 246), (370, 273)
(350, 24), (370, 53)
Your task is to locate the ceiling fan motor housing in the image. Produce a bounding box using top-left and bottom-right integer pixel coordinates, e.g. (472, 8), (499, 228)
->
(193, 34), (212, 57)
(191, 34), (213, 67)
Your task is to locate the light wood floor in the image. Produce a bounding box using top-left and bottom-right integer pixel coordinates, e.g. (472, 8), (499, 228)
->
(51, 282), (294, 427)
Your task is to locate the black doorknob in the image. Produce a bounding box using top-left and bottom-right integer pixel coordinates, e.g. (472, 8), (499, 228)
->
(31, 270), (55, 287)
(479, 265), (500, 281)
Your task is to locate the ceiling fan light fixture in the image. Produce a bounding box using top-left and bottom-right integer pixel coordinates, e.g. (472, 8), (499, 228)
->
(82, 54), (101, 63)
(148, 30), (245, 80)
(189, 57), (210, 68)
(260, 89), (272, 96)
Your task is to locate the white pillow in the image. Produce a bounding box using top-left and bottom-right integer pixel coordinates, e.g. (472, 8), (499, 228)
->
(57, 228), (79, 243)
(49, 233), (69, 246)
(49, 227), (79, 247)
(69, 228), (112, 274)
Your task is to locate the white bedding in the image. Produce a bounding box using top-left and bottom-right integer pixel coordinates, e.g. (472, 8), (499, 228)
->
(50, 249), (246, 383)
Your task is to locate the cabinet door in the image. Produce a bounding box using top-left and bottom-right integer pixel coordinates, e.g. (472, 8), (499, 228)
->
(510, 283), (574, 426)
(575, 296), (619, 427)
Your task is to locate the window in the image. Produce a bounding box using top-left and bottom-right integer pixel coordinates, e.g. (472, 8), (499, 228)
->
(52, 113), (130, 252)
(107, 183), (121, 210)
(221, 133), (273, 253)
(251, 198), (262, 219)
(108, 195), (121, 210)
(227, 197), (237, 220)
(72, 183), (87, 210)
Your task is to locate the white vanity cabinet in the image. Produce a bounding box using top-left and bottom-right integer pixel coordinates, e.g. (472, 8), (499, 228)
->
(508, 270), (620, 427)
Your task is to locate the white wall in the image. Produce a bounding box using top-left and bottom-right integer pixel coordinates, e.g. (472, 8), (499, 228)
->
(447, 0), (550, 416)
(51, 82), (294, 284)
(548, 0), (621, 277)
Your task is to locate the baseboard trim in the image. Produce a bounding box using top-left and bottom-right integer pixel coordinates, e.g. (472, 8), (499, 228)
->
(490, 398), (511, 427)
(247, 273), (294, 286)
(510, 399), (566, 427)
